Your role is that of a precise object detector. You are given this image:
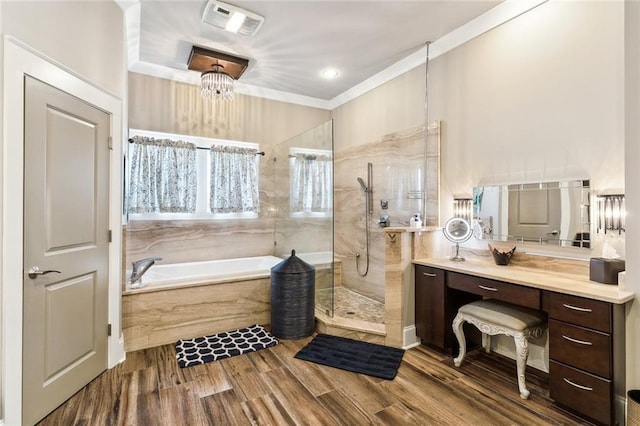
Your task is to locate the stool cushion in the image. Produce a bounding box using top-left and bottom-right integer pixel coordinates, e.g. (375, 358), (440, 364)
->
(458, 299), (546, 331)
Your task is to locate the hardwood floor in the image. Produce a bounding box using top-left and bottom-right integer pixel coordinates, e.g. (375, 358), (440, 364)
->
(38, 336), (589, 425)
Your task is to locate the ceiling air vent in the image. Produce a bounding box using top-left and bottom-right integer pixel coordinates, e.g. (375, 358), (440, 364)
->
(202, 0), (264, 37)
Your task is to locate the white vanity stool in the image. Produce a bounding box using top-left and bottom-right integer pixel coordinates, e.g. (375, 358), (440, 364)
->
(452, 299), (547, 399)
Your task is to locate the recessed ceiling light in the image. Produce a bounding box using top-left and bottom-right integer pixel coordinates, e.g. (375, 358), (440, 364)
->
(321, 68), (339, 79)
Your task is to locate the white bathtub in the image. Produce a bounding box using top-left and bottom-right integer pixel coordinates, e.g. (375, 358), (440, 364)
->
(126, 252), (334, 291)
(122, 251), (335, 350)
(129, 255), (283, 290)
(294, 251), (333, 265)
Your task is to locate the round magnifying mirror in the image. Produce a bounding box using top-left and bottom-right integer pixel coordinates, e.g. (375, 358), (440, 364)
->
(443, 217), (472, 261)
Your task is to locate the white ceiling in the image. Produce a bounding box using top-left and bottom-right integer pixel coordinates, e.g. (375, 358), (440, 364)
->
(119, 0), (545, 109)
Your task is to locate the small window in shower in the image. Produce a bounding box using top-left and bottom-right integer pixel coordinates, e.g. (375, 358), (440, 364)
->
(289, 148), (332, 218)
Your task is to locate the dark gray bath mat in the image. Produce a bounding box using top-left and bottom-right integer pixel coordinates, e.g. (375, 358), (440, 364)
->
(294, 334), (404, 380)
(175, 324), (278, 368)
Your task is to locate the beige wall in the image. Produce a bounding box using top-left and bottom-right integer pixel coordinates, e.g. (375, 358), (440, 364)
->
(2, 1), (125, 97)
(0, 1), (125, 421)
(431, 0), (624, 220)
(126, 72), (331, 265)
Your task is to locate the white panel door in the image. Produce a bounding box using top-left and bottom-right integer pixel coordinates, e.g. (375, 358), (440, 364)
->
(22, 76), (110, 425)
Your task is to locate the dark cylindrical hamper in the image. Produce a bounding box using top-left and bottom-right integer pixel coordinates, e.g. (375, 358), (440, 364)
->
(270, 250), (315, 339)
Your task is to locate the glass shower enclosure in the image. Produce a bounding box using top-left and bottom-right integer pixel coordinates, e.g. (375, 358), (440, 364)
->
(273, 119), (334, 317)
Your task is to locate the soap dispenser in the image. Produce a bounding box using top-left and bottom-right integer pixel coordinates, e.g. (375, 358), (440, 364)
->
(410, 213), (422, 228)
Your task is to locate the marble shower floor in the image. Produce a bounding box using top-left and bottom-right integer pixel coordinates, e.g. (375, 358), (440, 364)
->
(316, 286), (385, 324)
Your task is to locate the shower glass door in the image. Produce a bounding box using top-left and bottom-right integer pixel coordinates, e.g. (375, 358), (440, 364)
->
(273, 119), (334, 317)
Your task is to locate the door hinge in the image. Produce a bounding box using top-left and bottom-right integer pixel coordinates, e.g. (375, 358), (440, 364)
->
(108, 136), (113, 150)
(108, 229), (112, 243)
(107, 323), (112, 337)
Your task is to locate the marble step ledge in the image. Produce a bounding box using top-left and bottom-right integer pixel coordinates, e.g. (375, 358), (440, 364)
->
(314, 309), (386, 336)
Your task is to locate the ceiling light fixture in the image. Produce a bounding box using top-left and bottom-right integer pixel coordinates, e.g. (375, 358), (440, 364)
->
(188, 46), (249, 101)
(201, 65), (234, 100)
(321, 68), (340, 79)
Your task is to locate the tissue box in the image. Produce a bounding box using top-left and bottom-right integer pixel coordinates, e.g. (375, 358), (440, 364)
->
(589, 258), (626, 284)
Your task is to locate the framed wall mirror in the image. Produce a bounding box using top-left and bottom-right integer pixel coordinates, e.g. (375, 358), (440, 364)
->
(473, 179), (590, 248)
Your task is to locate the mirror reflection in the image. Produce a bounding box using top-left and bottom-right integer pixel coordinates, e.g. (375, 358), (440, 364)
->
(473, 179), (590, 248)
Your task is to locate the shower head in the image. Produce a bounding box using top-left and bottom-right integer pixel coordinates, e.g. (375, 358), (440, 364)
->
(357, 177), (368, 192)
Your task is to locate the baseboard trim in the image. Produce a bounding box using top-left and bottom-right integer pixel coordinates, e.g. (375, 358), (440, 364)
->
(403, 325), (421, 349)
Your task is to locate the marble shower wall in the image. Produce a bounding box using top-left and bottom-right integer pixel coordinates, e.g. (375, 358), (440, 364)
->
(335, 123), (439, 302)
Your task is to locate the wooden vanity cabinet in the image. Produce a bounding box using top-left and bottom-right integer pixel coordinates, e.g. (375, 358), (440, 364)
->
(415, 265), (450, 351)
(414, 264), (627, 426)
(547, 292), (624, 426)
(414, 265), (477, 353)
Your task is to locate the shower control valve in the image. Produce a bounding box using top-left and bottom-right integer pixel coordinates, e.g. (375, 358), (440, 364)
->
(377, 214), (390, 228)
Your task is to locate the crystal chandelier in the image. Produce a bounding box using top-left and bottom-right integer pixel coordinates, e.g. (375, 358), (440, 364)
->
(201, 64), (234, 101)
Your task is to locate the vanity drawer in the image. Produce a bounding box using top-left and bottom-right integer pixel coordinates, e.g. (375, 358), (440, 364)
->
(548, 293), (611, 333)
(446, 272), (540, 309)
(550, 360), (612, 425)
(549, 319), (611, 378)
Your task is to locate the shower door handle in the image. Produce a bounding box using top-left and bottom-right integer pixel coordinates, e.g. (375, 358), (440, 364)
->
(27, 266), (61, 279)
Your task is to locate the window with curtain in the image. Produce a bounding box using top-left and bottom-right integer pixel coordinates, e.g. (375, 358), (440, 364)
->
(290, 151), (332, 215)
(210, 145), (260, 213)
(128, 135), (197, 214)
(127, 129), (261, 220)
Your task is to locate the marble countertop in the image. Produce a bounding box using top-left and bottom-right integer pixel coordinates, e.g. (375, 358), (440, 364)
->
(413, 257), (634, 304)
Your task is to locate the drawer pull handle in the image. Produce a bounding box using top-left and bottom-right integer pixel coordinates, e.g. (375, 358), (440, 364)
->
(562, 335), (593, 346)
(563, 377), (593, 392)
(478, 285), (498, 292)
(423, 272), (437, 277)
(562, 303), (592, 313)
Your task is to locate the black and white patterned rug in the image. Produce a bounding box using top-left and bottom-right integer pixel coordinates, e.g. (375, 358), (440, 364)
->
(175, 324), (279, 368)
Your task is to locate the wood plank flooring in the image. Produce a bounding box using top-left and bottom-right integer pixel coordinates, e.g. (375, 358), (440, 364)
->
(37, 336), (589, 425)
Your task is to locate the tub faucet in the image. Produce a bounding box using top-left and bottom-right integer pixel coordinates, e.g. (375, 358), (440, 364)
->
(129, 257), (163, 287)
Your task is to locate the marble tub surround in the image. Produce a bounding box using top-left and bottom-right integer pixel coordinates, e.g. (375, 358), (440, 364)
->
(122, 276), (271, 352)
(126, 219), (274, 266)
(126, 217), (331, 274)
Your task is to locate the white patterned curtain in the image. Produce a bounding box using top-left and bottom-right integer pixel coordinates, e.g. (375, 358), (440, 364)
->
(128, 136), (197, 213)
(290, 153), (332, 213)
(210, 145), (259, 213)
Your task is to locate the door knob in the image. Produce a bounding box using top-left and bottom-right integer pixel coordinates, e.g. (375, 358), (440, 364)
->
(27, 266), (61, 279)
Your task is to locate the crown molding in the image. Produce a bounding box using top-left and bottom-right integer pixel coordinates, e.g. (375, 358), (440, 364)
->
(122, 0), (548, 111)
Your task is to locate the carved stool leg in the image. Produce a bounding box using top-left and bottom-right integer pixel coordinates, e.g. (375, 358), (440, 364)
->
(482, 333), (491, 354)
(452, 313), (466, 367)
(513, 333), (530, 399)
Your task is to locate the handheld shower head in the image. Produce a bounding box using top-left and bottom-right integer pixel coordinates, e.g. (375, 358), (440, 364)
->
(357, 177), (368, 192)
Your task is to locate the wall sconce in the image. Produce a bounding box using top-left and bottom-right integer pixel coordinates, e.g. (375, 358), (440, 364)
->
(596, 194), (625, 234)
(453, 198), (473, 224)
